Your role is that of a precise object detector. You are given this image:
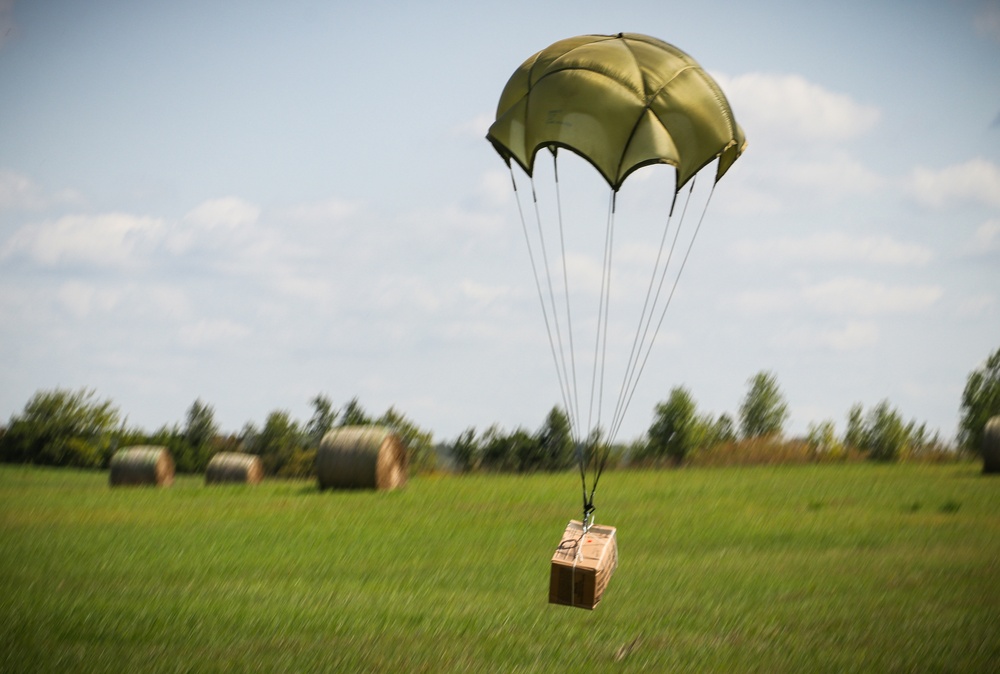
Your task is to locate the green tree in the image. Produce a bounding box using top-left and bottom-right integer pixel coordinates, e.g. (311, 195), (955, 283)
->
(806, 419), (843, 456)
(249, 410), (309, 476)
(478, 425), (506, 470)
(150, 400), (220, 473)
(712, 413), (737, 444)
(537, 406), (574, 470)
(480, 425), (537, 472)
(845, 403), (865, 451)
(306, 394), (338, 444)
(448, 428), (482, 473)
(868, 401), (910, 461)
(339, 398), (372, 427)
(377, 406), (435, 474)
(148, 422), (187, 471)
(0, 388), (121, 467)
(183, 399), (218, 470)
(648, 386), (698, 464)
(845, 400), (922, 462)
(739, 371), (789, 439)
(238, 421), (260, 453)
(958, 346), (1000, 457)
(510, 428), (541, 472)
(688, 412), (736, 451)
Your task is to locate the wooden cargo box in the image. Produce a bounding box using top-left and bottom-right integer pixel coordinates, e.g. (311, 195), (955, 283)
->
(549, 520), (618, 609)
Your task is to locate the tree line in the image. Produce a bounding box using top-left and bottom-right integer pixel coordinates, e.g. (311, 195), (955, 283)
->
(0, 393), (434, 478)
(2, 346), (998, 476)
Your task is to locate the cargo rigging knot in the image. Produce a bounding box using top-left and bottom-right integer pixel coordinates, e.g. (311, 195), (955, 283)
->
(582, 501), (595, 533)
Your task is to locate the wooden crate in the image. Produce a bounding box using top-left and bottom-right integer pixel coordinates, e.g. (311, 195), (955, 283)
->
(549, 520), (618, 609)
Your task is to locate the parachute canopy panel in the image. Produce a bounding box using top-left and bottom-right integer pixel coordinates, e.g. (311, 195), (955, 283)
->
(486, 32), (746, 192)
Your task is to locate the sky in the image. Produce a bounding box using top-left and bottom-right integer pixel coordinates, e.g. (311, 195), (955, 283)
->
(1, 0), (999, 445)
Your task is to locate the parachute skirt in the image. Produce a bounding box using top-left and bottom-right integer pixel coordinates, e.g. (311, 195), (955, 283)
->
(549, 520), (618, 609)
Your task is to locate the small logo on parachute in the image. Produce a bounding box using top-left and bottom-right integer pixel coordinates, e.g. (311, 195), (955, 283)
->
(545, 110), (571, 128)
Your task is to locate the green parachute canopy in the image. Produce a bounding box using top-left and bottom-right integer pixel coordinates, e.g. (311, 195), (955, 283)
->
(487, 33), (746, 192)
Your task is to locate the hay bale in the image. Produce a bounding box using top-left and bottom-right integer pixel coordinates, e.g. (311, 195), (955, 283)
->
(983, 416), (1000, 474)
(205, 452), (264, 485)
(109, 446), (174, 487)
(317, 426), (407, 490)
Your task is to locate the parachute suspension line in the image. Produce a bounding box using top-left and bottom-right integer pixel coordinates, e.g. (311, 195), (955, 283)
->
(508, 166), (576, 440)
(530, 171), (581, 442)
(608, 187), (680, 440)
(574, 189), (617, 530)
(587, 190), (617, 436)
(610, 180), (718, 443)
(551, 152), (581, 441)
(609, 179), (695, 442)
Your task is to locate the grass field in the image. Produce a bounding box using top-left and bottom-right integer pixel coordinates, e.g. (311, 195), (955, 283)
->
(1, 463), (998, 672)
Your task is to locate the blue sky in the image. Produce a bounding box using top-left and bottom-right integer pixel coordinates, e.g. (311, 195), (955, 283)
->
(1, 0), (998, 444)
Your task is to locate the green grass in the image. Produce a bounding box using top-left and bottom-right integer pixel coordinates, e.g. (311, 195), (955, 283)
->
(1, 463), (998, 672)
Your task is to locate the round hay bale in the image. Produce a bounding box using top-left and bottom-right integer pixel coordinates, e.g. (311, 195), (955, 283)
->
(317, 426), (407, 490)
(109, 445), (174, 487)
(205, 452), (264, 485)
(983, 416), (1000, 474)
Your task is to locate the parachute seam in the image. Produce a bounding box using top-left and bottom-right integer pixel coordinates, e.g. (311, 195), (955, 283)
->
(613, 38), (661, 191)
(546, 33), (645, 99)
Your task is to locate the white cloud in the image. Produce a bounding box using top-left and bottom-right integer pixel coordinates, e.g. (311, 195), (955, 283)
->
(397, 202), (507, 244)
(453, 113), (493, 138)
(802, 277), (943, 315)
(713, 144), (882, 214)
(823, 320), (880, 350)
(0, 171), (86, 212)
(141, 284), (191, 321)
(782, 152), (886, 196)
(268, 267), (338, 304)
(561, 251), (605, 298)
(0, 170), (44, 210)
(715, 72), (881, 142)
(183, 197), (260, 229)
(773, 320), (880, 351)
(178, 318), (252, 347)
(731, 277), (943, 316)
(714, 180), (784, 215)
(908, 158), (1000, 208)
(477, 170), (514, 208)
(955, 293), (995, 317)
(372, 274), (446, 313)
(282, 197), (362, 224)
(460, 279), (512, 305)
(56, 280), (122, 318)
(708, 74), (883, 209)
(973, 218), (1000, 251)
(0, 279), (193, 341)
(168, 197), (270, 256)
(730, 231), (933, 266)
(1, 213), (164, 267)
(730, 287), (797, 314)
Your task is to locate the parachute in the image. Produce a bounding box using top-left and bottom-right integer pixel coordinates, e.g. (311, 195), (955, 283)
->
(488, 33), (746, 193)
(487, 33), (746, 528)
